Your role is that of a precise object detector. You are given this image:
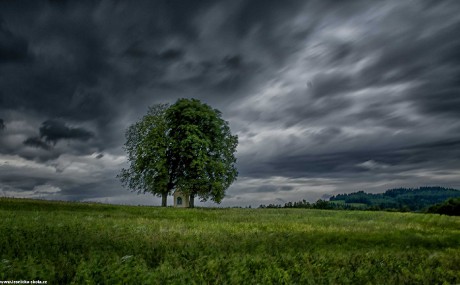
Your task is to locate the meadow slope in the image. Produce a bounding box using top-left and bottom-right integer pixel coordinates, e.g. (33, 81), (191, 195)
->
(0, 198), (459, 284)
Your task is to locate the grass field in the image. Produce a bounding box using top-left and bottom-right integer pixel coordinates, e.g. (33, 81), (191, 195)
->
(1, 198), (459, 284)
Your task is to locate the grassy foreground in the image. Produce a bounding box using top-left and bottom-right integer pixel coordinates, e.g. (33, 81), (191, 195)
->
(0, 198), (459, 284)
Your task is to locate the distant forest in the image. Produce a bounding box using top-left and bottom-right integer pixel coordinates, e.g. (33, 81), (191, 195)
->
(260, 187), (460, 213)
(329, 186), (460, 211)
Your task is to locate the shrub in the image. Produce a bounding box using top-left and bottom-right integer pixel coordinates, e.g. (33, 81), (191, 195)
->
(427, 198), (460, 216)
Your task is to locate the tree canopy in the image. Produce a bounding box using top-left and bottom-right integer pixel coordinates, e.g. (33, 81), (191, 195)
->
(118, 99), (238, 207)
(166, 98), (238, 207)
(118, 104), (172, 206)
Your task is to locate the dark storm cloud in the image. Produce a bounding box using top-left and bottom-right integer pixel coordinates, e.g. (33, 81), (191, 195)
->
(281, 186), (294, 191)
(409, 80), (460, 119)
(348, 104), (417, 129)
(1, 117), (98, 162)
(0, 0), (305, 125)
(158, 49), (184, 61)
(0, 20), (31, 63)
(0, 118), (4, 130)
(310, 72), (354, 98)
(251, 138), (460, 178)
(311, 127), (342, 144)
(223, 55), (242, 69)
(23, 137), (52, 151)
(341, 4), (460, 121)
(0, 11), (110, 122)
(255, 185), (279, 193)
(0, 175), (49, 192)
(282, 95), (353, 127)
(39, 120), (93, 145)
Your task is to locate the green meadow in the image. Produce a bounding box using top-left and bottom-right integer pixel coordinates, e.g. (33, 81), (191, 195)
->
(1, 198), (459, 284)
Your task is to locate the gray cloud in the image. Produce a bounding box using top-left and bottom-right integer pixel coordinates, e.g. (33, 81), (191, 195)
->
(310, 72), (354, 98)
(158, 49), (185, 61)
(23, 137), (52, 151)
(0, 20), (32, 64)
(39, 120), (93, 145)
(240, 137), (460, 182)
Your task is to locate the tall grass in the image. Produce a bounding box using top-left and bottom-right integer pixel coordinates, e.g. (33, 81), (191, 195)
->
(1, 198), (459, 284)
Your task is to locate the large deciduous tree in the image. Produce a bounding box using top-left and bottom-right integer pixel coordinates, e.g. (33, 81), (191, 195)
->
(118, 99), (238, 207)
(166, 98), (238, 207)
(118, 104), (173, 206)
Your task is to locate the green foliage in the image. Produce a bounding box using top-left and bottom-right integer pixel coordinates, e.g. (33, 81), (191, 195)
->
(427, 198), (460, 216)
(166, 98), (238, 206)
(2, 198), (459, 284)
(118, 104), (172, 206)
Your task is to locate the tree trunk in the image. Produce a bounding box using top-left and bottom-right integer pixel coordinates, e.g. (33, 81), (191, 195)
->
(161, 193), (167, 207)
(189, 193), (195, 208)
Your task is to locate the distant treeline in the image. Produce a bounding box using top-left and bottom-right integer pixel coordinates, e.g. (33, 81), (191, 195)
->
(259, 199), (332, 210)
(330, 186), (460, 211)
(259, 186), (460, 214)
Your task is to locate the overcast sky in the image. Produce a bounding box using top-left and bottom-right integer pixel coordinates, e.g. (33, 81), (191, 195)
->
(1, 0), (460, 207)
